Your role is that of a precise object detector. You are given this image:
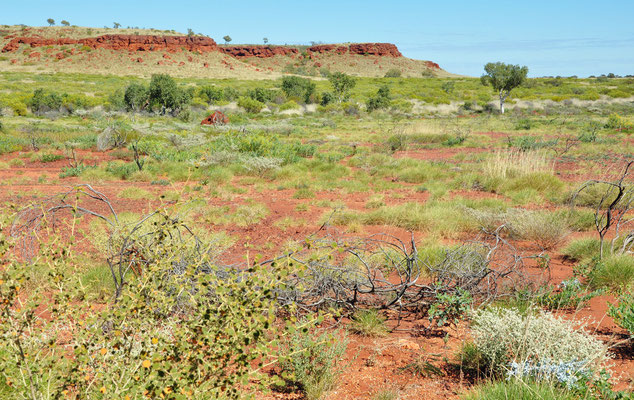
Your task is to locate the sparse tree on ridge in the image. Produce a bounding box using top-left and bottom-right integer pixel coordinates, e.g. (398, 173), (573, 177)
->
(113, 22), (121, 29)
(480, 62), (528, 114)
(223, 35), (232, 44)
(61, 20), (70, 26)
(47, 18), (55, 26)
(263, 37), (269, 44)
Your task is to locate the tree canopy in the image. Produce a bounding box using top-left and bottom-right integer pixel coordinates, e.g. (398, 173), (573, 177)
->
(481, 62), (528, 113)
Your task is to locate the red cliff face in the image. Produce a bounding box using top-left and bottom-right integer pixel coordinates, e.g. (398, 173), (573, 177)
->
(2, 34), (406, 61)
(348, 43), (402, 57)
(2, 34), (218, 53)
(219, 46), (298, 58)
(425, 61), (440, 70)
(307, 44), (348, 55)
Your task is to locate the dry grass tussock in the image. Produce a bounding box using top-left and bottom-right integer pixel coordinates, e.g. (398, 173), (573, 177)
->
(484, 149), (553, 180)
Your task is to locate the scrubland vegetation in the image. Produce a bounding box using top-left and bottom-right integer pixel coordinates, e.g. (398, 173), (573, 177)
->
(1, 66), (634, 400)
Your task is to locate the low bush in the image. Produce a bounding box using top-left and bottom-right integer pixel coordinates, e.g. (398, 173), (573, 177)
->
(349, 309), (389, 337)
(237, 96), (265, 113)
(384, 69), (402, 78)
(562, 238), (600, 263)
(462, 380), (578, 400)
(590, 254), (634, 293)
(608, 294), (634, 336)
(278, 328), (349, 400)
(470, 307), (608, 378)
(505, 209), (570, 249)
(536, 278), (602, 310)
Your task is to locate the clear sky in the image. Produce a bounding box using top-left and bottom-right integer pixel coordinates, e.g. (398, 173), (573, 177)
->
(2, 0), (633, 77)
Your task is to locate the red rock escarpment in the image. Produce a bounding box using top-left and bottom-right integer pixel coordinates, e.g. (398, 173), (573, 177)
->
(347, 43), (402, 57)
(2, 34), (218, 53)
(219, 45), (298, 58)
(2, 34), (405, 60)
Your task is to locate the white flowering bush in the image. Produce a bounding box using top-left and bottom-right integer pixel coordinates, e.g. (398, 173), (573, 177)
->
(470, 308), (608, 377)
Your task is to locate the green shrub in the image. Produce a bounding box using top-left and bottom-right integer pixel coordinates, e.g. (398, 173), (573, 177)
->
(349, 309), (388, 337)
(0, 212), (285, 399)
(608, 294), (634, 336)
(384, 68), (402, 78)
(247, 87), (276, 103)
(278, 329), (349, 400)
(506, 210), (570, 249)
(279, 100), (300, 111)
(536, 278), (602, 311)
(237, 96), (265, 113)
(366, 85), (391, 112)
(591, 254), (634, 293)
(562, 238), (600, 263)
(151, 74), (192, 115)
(281, 76), (316, 103)
(198, 85), (224, 104)
(123, 83), (148, 111)
(462, 380), (578, 400)
(39, 154), (64, 163)
(29, 88), (63, 114)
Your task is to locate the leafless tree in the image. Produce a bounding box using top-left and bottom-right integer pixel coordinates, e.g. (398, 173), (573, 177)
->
(572, 160), (634, 258)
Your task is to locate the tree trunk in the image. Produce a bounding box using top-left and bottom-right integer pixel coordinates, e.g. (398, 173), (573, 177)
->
(499, 90), (507, 114)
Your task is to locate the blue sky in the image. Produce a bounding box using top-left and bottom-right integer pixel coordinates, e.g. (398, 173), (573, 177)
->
(2, 0), (633, 77)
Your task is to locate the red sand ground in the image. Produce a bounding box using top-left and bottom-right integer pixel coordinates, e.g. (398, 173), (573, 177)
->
(1, 140), (632, 398)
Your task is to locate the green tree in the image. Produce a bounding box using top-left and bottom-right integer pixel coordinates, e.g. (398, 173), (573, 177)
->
(113, 22), (121, 29)
(47, 18), (55, 26)
(281, 76), (316, 103)
(328, 72), (356, 103)
(29, 89), (63, 114)
(60, 20), (70, 26)
(199, 86), (224, 104)
(223, 35), (232, 44)
(366, 85), (391, 112)
(263, 37), (269, 44)
(147, 74), (191, 115)
(480, 62), (528, 114)
(123, 83), (149, 111)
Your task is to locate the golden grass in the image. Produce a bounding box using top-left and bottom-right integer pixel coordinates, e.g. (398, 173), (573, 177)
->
(484, 149), (553, 180)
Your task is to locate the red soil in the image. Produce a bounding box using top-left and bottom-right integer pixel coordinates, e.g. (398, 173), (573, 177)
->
(1, 140), (633, 397)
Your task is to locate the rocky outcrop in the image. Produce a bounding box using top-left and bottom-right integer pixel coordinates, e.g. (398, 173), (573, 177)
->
(201, 111), (229, 125)
(425, 61), (440, 70)
(348, 43), (401, 57)
(3, 35), (404, 59)
(219, 46), (298, 58)
(2, 34), (218, 53)
(307, 44), (348, 55)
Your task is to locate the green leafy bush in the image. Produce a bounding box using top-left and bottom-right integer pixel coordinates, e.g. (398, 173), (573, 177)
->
(29, 88), (63, 114)
(590, 254), (634, 293)
(278, 328), (349, 400)
(281, 76), (316, 103)
(237, 96), (265, 113)
(123, 83), (148, 111)
(198, 85), (224, 104)
(608, 294), (634, 336)
(384, 68), (402, 78)
(0, 208), (288, 399)
(366, 85), (391, 112)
